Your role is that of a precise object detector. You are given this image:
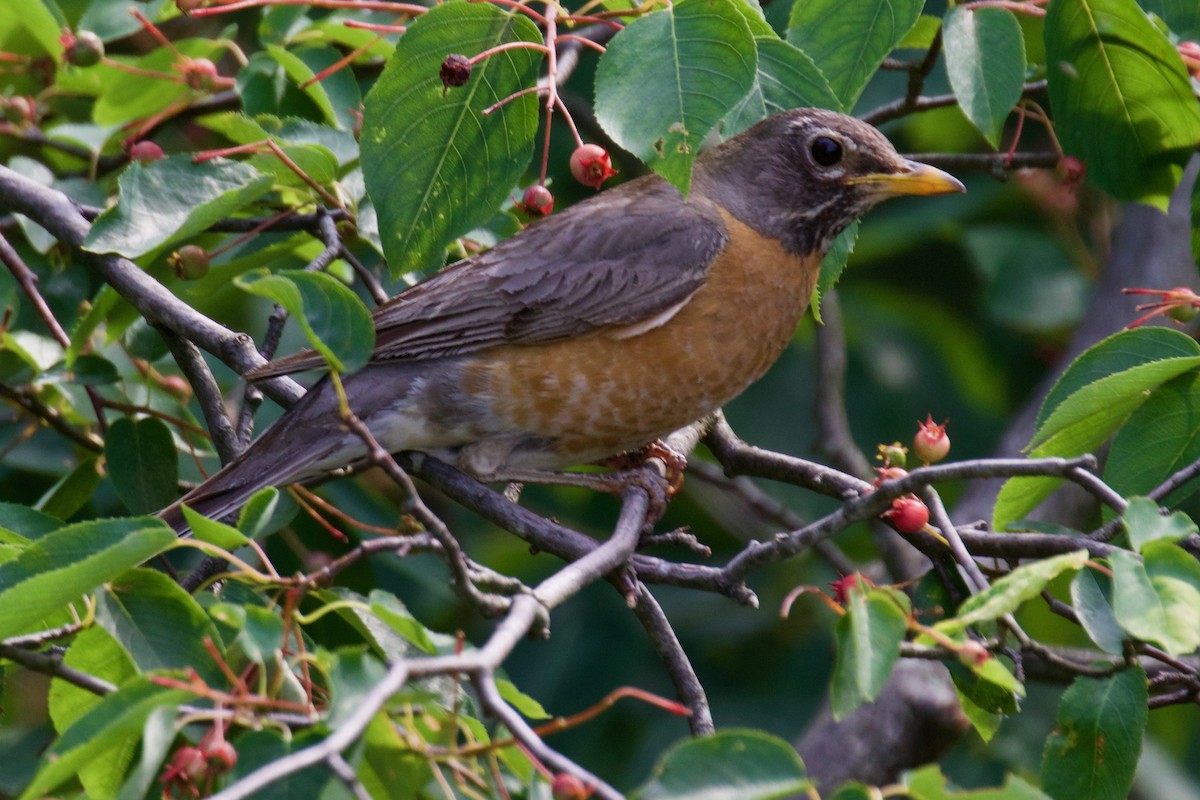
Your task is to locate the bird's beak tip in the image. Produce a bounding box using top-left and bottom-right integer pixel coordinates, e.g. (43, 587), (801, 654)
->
(853, 160), (966, 197)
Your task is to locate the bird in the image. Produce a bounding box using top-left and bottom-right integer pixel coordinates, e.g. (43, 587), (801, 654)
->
(160, 108), (964, 532)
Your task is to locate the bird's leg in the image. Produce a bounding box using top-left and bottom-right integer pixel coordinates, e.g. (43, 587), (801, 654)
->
(482, 440), (688, 529)
(596, 439), (687, 497)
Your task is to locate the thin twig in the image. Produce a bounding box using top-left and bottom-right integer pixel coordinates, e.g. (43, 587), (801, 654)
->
(0, 643), (116, 695)
(628, 586), (714, 735)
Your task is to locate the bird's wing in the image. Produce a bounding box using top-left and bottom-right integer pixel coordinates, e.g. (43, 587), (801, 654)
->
(247, 176), (728, 379)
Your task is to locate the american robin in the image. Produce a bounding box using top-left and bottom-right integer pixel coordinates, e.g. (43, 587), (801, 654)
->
(161, 108), (963, 531)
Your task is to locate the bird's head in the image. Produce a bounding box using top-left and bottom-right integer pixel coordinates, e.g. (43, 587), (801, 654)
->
(696, 108), (965, 257)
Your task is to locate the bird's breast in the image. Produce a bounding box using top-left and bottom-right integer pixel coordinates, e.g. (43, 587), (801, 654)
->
(466, 209), (821, 464)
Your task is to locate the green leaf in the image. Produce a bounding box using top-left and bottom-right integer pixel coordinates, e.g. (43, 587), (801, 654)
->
(105, 417), (179, 515)
(240, 605), (287, 665)
(114, 706), (177, 800)
(0, 517), (176, 640)
(235, 269), (375, 374)
(1044, 0), (1200, 209)
(496, 678), (550, 720)
(811, 221), (859, 322)
(829, 784), (873, 800)
(0, 501), (63, 539)
(20, 679), (190, 800)
(96, 569), (224, 682)
(79, 0), (170, 42)
(1031, 356), (1200, 451)
(1111, 544), (1200, 654)
(1140, 0), (1200, 39)
(943, 7), (1026, 147)
(724, 37), (840, 137)
(1070, 568), (1125, 654)
(936, 550), (1090, 636)
(831, 585), (908, 719)
(907, 764), (1052, 799)
(898, 14), (942, 49)
(41, 354), (120, 386)
(361, 2), (541, 275)
(182, 505), (251, 551)
(239, 486), (298, 537)
(631, 729), (810, 799)
(368, 590), (441, 655)
(265, 44), (358, 130)
(84, 156), (273, 259)
(36, 457), (102, 520)
(974, 654), (1025, 697)
(0, 0), (62, 59)
(595, 0), (758, 195)
(48, 626), (140, 797)
(1035, 328), (1200, 431)
(786, 0), (923, 110)
(247, 142), (340, 191)
(1121, 496), (1198, 551)
(1105, 371), (1200, 509)
(226, 730), (347, 798)
(994, 330), (1200, 530)
(1041, 667), (1147, 800)
(949, 663), (1018, 742)
(326, 649), (388, 729)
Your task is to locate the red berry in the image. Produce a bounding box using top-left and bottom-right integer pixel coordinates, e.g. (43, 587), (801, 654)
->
(6, 96), (37, 125)
(519, 184), (554, 217)
(440, 54), (472, 90)
(183, 57), (219, 91)
(169, 245), (210, 280)
(1179, 41), (1200, 76)
(204, 739), (237, 773)
(912, 415), (950, 464)
(570, 144), (617, 189)
(872, 466), (908, 488)
(128, 140), (164, 163)
(883, 495), (929, 534)
(63, 30), (104, 67)
(551, 772), (592, 800)
(174, 745), (208, 782)
(158, 374), (192, 399)
(1057, 155), (1085, 187)
(957, 639), (991, 667)
(830, 573), (870, 605)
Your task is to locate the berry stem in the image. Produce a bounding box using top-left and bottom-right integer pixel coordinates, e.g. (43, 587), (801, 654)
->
(129, 8), (185, 59)
(482, 84), (549, 115)
(343, 19), (408, 33)
(556, 34), (607, 53)
(99, 56), (187, 84)
(301, 31), (387, 87)
(192, 0), (429, 15)
(470, 0), (549, 25)
(959, 0), (1047, 16)
(468, 41), (551, 64)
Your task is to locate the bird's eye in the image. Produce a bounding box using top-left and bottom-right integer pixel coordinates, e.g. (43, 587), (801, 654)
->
(810, 136), (843, 167)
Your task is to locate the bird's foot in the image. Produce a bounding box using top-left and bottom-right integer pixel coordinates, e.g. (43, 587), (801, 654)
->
(597, 439), (687, 498)
(486, 441), (687, 529)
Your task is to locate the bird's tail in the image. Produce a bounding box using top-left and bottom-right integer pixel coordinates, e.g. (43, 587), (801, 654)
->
(160, 376), (352, 534)
(159, 360), (454, 535)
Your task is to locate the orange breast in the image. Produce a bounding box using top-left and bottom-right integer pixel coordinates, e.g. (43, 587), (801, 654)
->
(469, 210), (821, 464)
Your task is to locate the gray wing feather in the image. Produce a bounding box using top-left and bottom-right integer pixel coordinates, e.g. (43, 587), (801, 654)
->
(248, 175), (727, 379)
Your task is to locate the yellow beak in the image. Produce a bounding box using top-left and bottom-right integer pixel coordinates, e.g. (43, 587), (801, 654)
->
(850, 159), (966, 197)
